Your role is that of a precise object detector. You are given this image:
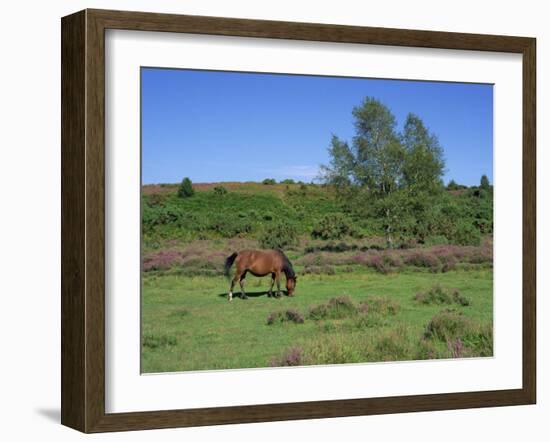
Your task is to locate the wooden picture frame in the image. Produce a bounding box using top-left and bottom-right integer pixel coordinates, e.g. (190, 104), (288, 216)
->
(61, 8), (536, 433)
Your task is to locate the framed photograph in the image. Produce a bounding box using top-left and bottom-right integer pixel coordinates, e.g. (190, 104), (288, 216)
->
(61, 9), (536, 433)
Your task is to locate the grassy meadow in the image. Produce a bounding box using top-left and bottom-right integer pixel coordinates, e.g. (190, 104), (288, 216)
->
(141, 182), (493, 373)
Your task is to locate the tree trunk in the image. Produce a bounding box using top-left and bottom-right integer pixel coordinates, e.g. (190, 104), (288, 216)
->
(385, 208), (393, 249)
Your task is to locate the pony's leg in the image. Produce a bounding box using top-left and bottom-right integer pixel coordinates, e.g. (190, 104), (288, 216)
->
(239, 273), (248, 299)
(228, 277), (237, 302)
(275, 272), (282, 298)
(267, 273), (275, 297)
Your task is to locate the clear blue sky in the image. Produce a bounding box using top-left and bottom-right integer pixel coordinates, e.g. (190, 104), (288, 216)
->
(141, 68), (493, 186)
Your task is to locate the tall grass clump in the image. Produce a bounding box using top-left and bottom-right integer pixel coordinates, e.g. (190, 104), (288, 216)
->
(424, 309), (471, 341)
(414, 286), (470, 306)
(359, 296), (400, 316)
(142, 333), (177, 350)
(461, 323), (493, 356)
(308, 296), (357, 320)
(266, 309), (305, 325)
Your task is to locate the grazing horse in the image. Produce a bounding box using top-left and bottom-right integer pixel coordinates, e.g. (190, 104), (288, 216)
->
(224, 249), (297, 301)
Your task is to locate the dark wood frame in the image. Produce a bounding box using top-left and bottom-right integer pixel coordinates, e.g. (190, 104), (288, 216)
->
(61, 8), (536, 433)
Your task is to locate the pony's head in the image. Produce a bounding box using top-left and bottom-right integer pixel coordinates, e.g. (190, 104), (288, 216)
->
(286, 276), (297, 296)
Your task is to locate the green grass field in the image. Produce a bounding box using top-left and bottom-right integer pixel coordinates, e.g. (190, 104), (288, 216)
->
(141, 268), (493, 373)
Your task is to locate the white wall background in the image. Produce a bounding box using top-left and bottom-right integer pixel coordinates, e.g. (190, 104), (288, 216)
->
(0, 0), (546, 440)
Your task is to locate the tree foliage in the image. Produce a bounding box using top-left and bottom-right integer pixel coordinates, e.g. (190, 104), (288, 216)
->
(178, 177), (195, 198)
(321, 97), (446, 247)
(480, 174), (490, 190)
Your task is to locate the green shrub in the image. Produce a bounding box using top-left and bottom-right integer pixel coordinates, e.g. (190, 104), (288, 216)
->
(311, 214), (356, 240)
(424, 235), (449, 246)
(177, 177), (195, 198)
(213, 185), (228, 196)
(280, 179), (295, 184)
(451, 221), (481, 246)
(262, 178), (276, 185)
(259, 221), (298, 249)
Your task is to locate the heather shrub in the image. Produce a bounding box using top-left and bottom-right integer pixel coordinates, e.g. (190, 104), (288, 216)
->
(303, 264), (336, 275)
(366, 253), (403, 274)
(269, 346), (304, 367)
(142, 250), (183, 271)
(447, 338), (468, 358)
(266, 309), (305, 325)
(424, 309), (471, 341)
(404, 251), (441, 272)
(366, 255), (391, 274)
(142, 333), (177, 350)
(439, 254), (458, 272)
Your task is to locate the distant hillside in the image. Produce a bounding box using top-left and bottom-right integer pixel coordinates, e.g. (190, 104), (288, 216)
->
(142, 181), (492, 248)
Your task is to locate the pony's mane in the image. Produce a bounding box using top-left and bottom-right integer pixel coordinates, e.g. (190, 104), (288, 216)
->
(277, 250), (296, 279)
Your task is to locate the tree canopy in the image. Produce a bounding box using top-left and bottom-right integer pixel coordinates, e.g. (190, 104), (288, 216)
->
(321, 97), (446, 247)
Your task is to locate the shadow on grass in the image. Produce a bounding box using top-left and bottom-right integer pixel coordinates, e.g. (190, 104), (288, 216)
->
(216, 290), (289, 299)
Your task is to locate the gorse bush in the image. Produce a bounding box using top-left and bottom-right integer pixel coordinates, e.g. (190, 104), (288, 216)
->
(177, 177), (194, 198)
(259, 221), (298, 249)
(452, 220), (481, 246)
(311, 213), (357, 240)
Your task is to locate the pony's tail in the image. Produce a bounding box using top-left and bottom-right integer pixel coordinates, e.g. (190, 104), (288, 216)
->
(224, 252), (238, 278)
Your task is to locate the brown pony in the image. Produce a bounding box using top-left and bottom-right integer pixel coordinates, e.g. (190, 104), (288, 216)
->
(224, 249), (297, 301)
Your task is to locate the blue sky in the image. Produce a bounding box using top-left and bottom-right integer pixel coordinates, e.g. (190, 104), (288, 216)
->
(141, 68), (493, 186)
